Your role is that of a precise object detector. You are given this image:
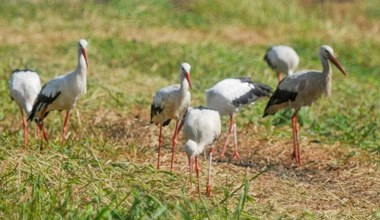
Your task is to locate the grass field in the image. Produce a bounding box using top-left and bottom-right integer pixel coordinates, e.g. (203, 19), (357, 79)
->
(0, 0), (379, 219)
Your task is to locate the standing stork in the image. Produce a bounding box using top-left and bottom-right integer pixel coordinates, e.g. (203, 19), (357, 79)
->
(264, 45), (300, 82)
(150, 62), (192, 171)
(263, 45), (348, 165)
(206, 77), (272, 158)
(183, 106), (221, 197)
(28, 39), (89, 146)
(9, 69), (42, 146)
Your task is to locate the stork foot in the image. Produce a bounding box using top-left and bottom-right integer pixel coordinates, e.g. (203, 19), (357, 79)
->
(233, 151), (241, 159)
(206, 184), (211, 197)
(291, 151), (301, 166)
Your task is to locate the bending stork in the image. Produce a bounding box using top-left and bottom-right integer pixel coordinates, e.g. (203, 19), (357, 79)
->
(264, 45), (300, 81)
(9, 69), (41, 146)
(263, 45), (348, 165)
(206, 77), (272, 158)
(150, 62), (192, 171)
(183, 106), (221, 197)
(28, 39), (89, 146)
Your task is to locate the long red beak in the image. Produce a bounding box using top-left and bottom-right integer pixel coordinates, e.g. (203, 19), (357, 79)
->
(81, 48), (89, 68)
(328, 54), (347, 76)
(185, 72), (192, 89)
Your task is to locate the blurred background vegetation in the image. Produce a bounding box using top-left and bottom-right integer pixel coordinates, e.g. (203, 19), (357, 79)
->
(0, 0), (379, 218)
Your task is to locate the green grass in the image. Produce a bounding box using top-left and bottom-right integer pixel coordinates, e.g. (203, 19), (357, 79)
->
(0, 0), (379, 218)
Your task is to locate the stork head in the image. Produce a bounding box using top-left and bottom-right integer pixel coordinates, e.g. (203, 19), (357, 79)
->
(184, 139), (199, 187)
(184, 139), (199, 160)
(78, 39), (89, 68)
(320, 45), (347, 76)
(180, 62), (192, 89)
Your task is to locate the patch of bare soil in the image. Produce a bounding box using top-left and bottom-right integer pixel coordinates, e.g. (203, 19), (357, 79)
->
(92, 109), (379, 218)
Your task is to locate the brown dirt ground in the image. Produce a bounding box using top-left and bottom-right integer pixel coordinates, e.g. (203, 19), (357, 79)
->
(91, 108), (379, 218)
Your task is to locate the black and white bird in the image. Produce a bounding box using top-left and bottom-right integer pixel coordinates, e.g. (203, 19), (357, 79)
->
(206, 77), (272, 158)
(263, 45), (347, 165)
(28, 39), (89, 146)
(264, 45), (300, 82)
(183, 106), (221, 197)
(9, 69), (42, 146)
(150, 62), (192, 171)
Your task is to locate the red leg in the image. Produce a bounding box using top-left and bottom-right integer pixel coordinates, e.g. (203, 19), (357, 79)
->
(61, 110), (71, 145)
(295, 115), (301, 165)
(36, 110), (49, 150)
(195, 157), (201, 197)
(38, 121), (48, 150)
(41, 124), (48, 142)
(170, 120), (180, 172)
(36, 123), (40, 139)
(19, 107), (28, 147)
(221, 114), (234, 157)
(232, 123), (241, 159)
(188, 157), (193, 190)
(178, 117), (186, 133)
(157, 125), (163, 169)
(206, 147), (214, 197)
(291, 109), (301, 165)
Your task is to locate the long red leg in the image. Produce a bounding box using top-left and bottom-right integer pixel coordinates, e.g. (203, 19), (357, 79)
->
(19, 107), (28, 147)
(157, 125), (163, 169)
(295, 114), (301, 165)
(221, 114), (234, 157)
(188, 157), (193, 191)
(291, 109), (301, 165)
(38, 121), (48, 150)
(195, 157), (201, 197)
(206, 147), (214, 197)
(41, 124), (48, 142)
(170, 120), (180, 172)
(62, 110), (71, 145)
(232, 123), (241, 159)
(36, 123), (41, 139)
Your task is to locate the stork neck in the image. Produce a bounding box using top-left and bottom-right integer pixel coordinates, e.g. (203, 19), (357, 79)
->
(320, 55), (333, 97)
(76, 50), (87, 74)
(180, 74), (190, 91)
(321, 56), (331, 76)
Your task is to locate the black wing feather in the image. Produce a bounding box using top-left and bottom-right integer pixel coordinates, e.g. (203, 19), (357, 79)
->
(263, 88), (297, 117)
(232, 81), (273, 107)
(150, 104), (164, 123)
(28, 86), (61, 122)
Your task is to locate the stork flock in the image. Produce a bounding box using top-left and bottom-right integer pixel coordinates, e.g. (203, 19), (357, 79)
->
(9, 40), (348, 196)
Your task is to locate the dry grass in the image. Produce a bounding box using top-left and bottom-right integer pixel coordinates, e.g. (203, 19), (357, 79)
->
(86, 108), (379, 218)
(1, 0), (379, 218)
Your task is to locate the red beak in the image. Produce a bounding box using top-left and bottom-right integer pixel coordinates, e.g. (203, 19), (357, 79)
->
(185, 72), (192, 89)
(81, 48), (89, 68)
(328, 54), (347, 76)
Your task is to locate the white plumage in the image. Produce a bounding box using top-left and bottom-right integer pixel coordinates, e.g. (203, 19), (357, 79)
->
(28, 39), (89, 146)
(183, 106), (221, 197)
(206, 77), (272, 158)
(264, 45), (300, 81)
(264, 45), (348, 165)
(150, 62), (192, 170)
(9, 69), (41, 146)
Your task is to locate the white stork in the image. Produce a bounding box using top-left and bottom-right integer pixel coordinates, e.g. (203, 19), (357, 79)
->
(183, 106), (221, 197)
(263, 45), (348, 165)
(264, 45), (300, 81)
(28, 39), (89, 146)
(9, 69), (42, 146)
(150, 62), (192, 171)
(206, 77), (272, 158)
